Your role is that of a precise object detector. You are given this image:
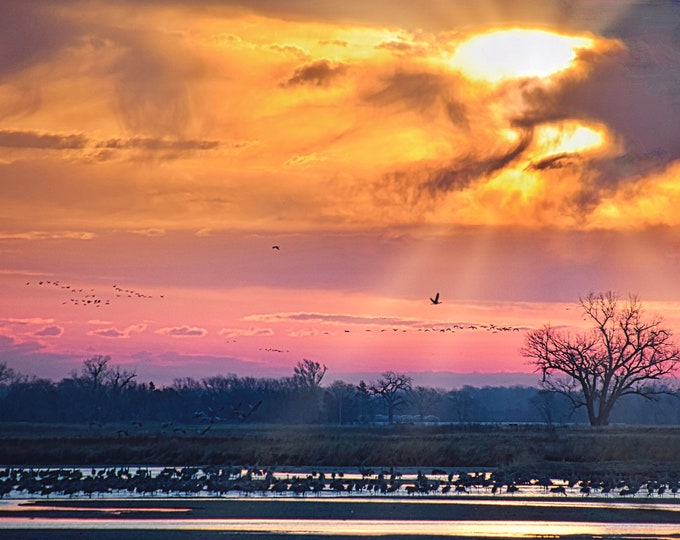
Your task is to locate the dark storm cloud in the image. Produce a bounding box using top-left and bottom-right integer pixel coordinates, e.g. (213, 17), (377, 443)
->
(0, 130), (88, 149)
(283, 59), (349, 87)
(517, 1), (680, 192)
(366, 71), (468, 126)
(527, 152), (581, 171)
(425, 129), (534, 193)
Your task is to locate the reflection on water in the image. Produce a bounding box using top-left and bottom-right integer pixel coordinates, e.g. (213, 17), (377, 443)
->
(4, 496), (680, 513)
(2, 517), (680, 537)
(0, 502), (191, 514)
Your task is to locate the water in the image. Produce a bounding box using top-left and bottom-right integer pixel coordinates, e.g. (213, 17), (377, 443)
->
(2, 497), (680, 538)
(3, 466), (680, 537)
(1, 517), (680, 536)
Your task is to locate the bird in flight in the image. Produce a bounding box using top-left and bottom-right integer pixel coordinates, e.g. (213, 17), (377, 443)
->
(430, 292), (442, 305)
(272, 245), (280, 250)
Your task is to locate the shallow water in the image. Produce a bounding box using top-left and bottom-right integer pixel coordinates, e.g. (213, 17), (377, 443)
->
(2, 516), (680, 537)
(2, 497), (680, 538)
(3, 466), (680, 538)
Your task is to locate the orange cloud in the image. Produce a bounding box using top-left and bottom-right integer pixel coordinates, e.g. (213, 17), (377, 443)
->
(0, 2), (678, 238)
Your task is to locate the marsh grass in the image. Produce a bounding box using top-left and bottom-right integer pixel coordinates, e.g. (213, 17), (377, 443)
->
(2, 422), (680, 474)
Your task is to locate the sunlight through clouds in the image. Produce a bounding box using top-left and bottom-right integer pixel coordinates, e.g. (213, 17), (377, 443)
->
(448, 28), (594, 83)
(3, 0), (680, 381)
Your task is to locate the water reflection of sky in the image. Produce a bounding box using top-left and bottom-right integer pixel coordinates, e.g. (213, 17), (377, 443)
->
(2, 517), (680, 537)
(4, 496), (680, 512)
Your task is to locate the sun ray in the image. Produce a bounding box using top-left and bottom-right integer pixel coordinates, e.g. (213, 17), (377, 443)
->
(449, 28), (594, 83)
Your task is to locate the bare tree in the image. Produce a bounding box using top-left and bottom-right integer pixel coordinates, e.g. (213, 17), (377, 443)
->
(0, 362), (17, 386)
(369, 371), (412, 424)
(107, 365), (137, 392)
(173, 377), (202, 391)
(78, 355), (111, 393)
(530, 389), (563, 428)
(69, 356), (137, 421)
(448, 388), (473, 424)
(409, 386), (441, 423)
(522, 292), (680, 426)
(293, 359), (327, 390)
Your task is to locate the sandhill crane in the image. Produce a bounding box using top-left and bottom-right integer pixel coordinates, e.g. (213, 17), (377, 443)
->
(430, 292), (442, 305)
(232, 400), (263, 422)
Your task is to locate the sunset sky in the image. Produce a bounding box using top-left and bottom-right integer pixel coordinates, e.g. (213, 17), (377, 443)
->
(3, 0), (680, 387)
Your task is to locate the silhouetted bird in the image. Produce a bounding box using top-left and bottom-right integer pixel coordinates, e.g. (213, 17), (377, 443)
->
(430, 292), (442, 305)
(232, 400), (263, 422)
(272, 245), (280, 250)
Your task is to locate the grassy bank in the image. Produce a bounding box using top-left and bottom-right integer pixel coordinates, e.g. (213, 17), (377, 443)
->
(2, 422), (680, 474)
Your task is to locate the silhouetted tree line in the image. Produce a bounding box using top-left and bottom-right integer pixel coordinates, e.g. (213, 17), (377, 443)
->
(1, 356), (679, 425)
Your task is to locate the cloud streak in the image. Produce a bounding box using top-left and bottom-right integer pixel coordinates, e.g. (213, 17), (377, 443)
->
(0, 130), (87, 149)
(156, 325), (208, 338)
(34, 325), (63, 337)
(88, 324), (147, 339)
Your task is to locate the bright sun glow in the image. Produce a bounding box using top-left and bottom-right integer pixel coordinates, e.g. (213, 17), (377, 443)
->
(534, 122), (605, 155)
(450, 28), (593, 83)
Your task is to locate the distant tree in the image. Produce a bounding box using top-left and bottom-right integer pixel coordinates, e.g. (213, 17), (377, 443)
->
(409, 386), (442, 423)
(368, 371), (412, 424)
(107, 364), (137, 392)
(67, 356), (137, 421)
(76, 355), (111, 393)
(0, 362), (17, 386)
(448, 388), (474, 424)
(293, 359), (327, 389)
(523, 292), (680, 426)
(289, 360), (327, 423)
(530, 389), (564, 428)
(355, 380), (373, 424)
(325, 381), (356, 424)
(202, 374), (238, 393)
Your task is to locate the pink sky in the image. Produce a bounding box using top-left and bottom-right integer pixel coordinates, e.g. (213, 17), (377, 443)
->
(2, 1), (680, 386)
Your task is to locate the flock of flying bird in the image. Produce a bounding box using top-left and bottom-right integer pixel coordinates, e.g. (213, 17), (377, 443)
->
(25, 279), (163, 307)
(270, 246), (522, 337)
(22, 246), (523, 338)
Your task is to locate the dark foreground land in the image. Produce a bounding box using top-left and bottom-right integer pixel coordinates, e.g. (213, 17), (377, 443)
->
(3, 422), (680, 475)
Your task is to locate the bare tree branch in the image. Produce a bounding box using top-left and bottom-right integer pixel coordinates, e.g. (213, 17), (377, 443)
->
(522, 292), (680, 426)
